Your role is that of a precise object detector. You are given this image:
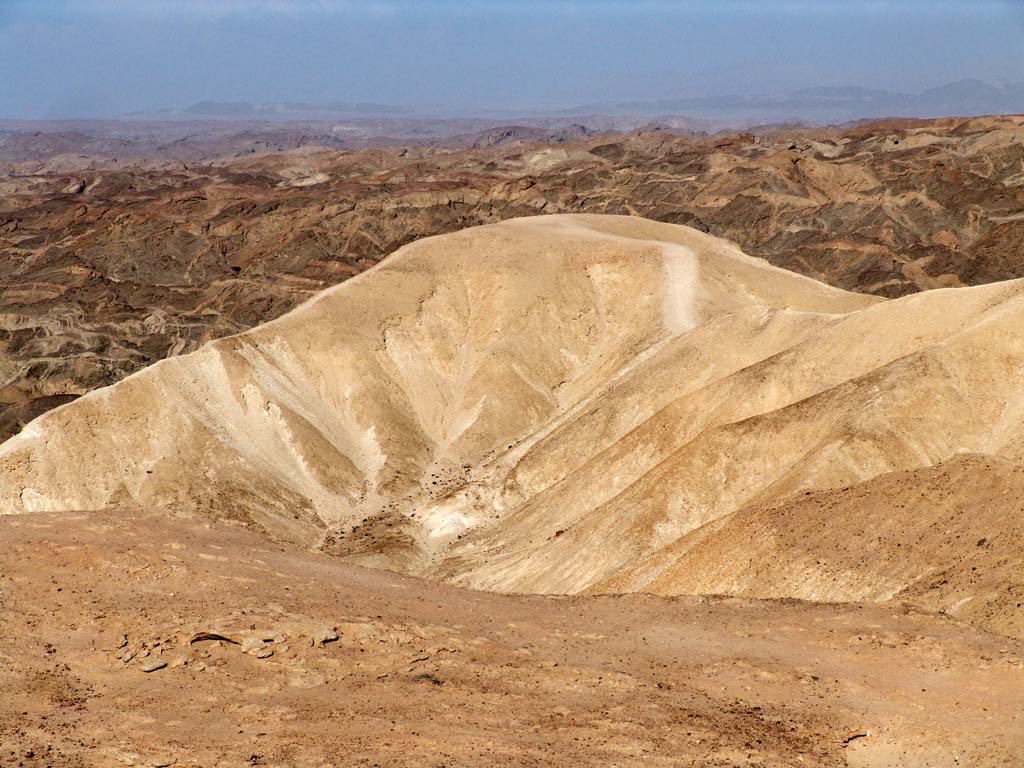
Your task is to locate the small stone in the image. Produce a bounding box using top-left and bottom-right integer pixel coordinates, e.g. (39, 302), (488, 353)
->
(313, 628), (339, 646)
(272, 634), (286, 644)
(122, 650), (137, 663)
(141, 660), (167, 673)
(193, 661), (208, 672)
(242, 637), (266, 653)
(169, 655), (188, 669)
(255, 647), (274, 659)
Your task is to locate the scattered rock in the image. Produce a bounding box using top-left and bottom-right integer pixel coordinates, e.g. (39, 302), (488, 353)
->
(140, 660), (167, 673)
(413, 672), (444, 686)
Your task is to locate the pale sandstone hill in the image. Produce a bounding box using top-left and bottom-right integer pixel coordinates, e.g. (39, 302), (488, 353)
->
(425, 273), (1024, 594)
(0, 216), (871, 532)
(1, 215), (1023, 615)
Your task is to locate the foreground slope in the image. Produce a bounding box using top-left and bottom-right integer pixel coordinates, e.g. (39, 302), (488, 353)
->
(2, 509), (1022, 768)
(1, 214), (1023, 608)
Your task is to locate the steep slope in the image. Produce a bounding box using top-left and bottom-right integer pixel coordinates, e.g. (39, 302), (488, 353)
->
(423, 274), (1024, 594)
(2, 215), (1023, 607)
(597, 454), (1024, 638)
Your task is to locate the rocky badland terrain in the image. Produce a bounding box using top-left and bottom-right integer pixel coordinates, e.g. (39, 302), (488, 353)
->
(2, 115), (1024, 440)
(1, 211), (1023, 765)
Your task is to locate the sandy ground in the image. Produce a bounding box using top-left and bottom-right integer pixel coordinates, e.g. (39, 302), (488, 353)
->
(1, 508), (1022, 768)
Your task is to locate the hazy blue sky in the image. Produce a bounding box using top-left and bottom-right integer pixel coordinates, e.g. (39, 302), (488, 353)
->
(1, 0), (1022, 117)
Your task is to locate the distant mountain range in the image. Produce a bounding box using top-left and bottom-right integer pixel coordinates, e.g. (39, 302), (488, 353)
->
(565, 80), (1024, 123)
(125, 80), (1024, 126)
(128, 100), (417, 120)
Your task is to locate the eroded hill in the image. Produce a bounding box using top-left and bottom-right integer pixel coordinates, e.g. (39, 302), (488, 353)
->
(598, 454), (1024, 639)
(2, 215), (1022, 641)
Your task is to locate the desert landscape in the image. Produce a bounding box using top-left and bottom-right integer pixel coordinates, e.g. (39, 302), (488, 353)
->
(3, 1), (1024, 766)
(2, 206), (1023, 765)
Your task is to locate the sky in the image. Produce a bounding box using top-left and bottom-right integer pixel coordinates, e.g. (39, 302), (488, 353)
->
(0, 0), (1022, 118)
